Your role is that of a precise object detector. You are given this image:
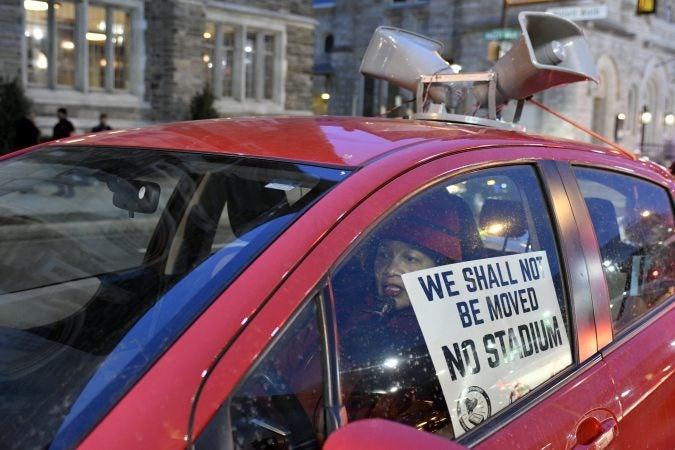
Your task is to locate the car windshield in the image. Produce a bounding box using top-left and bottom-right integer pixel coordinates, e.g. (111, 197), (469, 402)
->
(0, 146), (349, 448)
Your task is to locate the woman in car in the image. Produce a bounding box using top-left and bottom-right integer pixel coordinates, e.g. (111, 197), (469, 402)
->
(336, 191), (469, 437)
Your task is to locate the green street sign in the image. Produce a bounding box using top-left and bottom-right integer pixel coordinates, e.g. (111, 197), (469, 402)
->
(483, 28), (520, 41)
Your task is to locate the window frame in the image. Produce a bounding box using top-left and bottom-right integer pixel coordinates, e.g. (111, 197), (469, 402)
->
(22, 0), (143, 96)
(326, 160), (586, 440)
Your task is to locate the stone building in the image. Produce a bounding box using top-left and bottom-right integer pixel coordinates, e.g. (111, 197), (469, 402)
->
(0, 0), (315, 136)
(313, 0), (675, 164)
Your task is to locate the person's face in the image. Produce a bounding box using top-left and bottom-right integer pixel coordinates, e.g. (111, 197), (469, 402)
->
(374, 239), (436, 309)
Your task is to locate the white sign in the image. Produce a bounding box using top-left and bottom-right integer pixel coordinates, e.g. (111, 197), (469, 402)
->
(546, 5), (608, 22)
(402, 251), (571, 437)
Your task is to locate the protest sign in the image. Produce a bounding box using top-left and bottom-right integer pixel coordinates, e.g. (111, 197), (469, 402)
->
(401, 251), (571, 437)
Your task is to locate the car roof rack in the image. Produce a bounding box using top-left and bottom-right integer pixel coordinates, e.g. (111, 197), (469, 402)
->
(411, 71), (522, 130)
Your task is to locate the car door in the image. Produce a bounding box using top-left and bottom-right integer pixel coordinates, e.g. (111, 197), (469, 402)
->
(190, 145), (621, 449)
(563, 163), (675, 448)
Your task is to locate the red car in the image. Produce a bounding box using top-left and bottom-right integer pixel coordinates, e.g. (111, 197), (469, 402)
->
(1, 114), (672, 450)
(1, 12), (673, 450)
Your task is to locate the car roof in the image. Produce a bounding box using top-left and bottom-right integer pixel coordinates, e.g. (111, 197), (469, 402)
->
(50, 116), (636, 168)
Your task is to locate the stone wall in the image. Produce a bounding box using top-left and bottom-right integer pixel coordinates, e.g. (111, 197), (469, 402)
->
(286, 25), (314, 112)
(215, 0), (312, 16)
(145, 0), (206, 122)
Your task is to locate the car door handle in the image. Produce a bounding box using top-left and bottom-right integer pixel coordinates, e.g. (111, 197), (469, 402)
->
(573, 417), (617, 450)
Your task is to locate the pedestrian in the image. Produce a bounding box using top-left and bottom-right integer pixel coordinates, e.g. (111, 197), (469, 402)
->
(13, 111), (40, 150)
(92, 113), (112, 132)
(52, 107), (75, 140)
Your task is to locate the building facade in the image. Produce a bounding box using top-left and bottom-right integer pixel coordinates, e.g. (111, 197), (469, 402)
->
(0, 0), (315, 136)
(313, 0), (675, 164)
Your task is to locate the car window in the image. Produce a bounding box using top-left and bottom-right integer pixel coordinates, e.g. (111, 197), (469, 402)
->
(330, 165), (572, 439)
(0, 147), (347, 449)
(195, 298), (325, 449)
(573, 167), (675, 333)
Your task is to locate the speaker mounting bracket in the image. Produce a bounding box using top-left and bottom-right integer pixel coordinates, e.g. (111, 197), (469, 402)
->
(412, 71), (525, 130)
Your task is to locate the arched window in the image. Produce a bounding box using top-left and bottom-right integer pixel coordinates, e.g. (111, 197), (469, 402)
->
(627, 86), (637, 134)
(324, 34), (334, 53)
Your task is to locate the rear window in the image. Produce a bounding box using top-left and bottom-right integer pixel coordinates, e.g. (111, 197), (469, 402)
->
(573, 167), (674, 333)
(0, 146), (348, 448)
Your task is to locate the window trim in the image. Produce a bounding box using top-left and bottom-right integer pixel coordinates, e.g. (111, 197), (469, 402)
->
(545, 160), (607, 357)
(318, 283), (348, 433)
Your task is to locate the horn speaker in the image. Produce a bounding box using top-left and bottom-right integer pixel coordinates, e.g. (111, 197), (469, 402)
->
(474, 12), (599, 105)
(360, 26), (454, 103)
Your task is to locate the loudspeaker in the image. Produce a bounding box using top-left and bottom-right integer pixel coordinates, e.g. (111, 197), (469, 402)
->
(474, 12), (598, 105)
(360, 26), (454, 103)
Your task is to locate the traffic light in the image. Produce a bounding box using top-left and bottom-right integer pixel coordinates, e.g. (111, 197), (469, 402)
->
(487, 41), (500, 61)
(636, 0), (657, 14)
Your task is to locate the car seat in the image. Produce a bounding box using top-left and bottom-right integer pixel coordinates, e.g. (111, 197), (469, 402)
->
(479, 198), (528, 254)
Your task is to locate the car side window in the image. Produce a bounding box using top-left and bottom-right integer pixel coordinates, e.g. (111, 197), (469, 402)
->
(330, 165), (573, 439)
(573, 167), (675, 333)
(195, 298), (325, 449)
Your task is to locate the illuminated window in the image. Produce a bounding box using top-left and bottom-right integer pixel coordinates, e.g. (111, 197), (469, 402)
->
(88, 6), (106, 89)
(221, 26), (235, 98)
(112, 9), (131, 90)
(23, 1), (135, 92)
(242, 30), (277, 100)
(203, 22), (215, 86)
(88, 6), (131, 90)
(56, 2), (75, 86)
(244, 33), (256, 99)
(637, 0), (656, 15)
(25, 3), (48, 84)
(205, 22), (280, 104)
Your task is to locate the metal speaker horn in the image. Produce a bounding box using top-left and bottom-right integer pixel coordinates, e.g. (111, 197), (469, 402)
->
(360, 26), (454, 103)
(474, 11), (599, 105)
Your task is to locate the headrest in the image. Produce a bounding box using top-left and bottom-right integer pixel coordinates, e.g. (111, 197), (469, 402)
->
(479, 199), (527, 238)
(584, 197), (621, 246)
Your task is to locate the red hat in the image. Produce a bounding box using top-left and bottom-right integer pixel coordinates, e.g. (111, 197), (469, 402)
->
(378, 192), (464, 263)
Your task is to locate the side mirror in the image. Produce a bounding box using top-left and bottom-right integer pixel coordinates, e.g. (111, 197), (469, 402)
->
(108, 179), (160, 215)
(324, 419), (467, 450)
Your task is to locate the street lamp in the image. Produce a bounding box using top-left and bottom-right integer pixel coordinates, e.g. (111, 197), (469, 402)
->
(665, 112), (675, 126)
(614, 112), (626, 142)
(640, 106), (652, 153)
